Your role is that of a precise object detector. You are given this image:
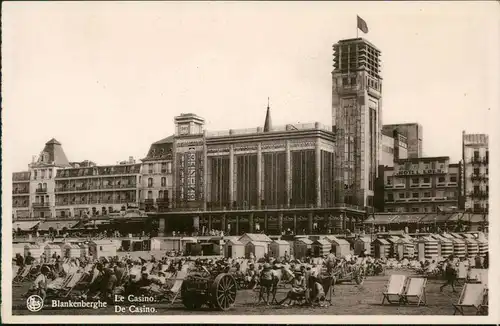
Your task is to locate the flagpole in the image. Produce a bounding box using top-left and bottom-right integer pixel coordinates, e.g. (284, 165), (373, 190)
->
(356, 15), (359, 38)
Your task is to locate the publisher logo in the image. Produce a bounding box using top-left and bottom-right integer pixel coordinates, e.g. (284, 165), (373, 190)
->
(27, 295), (44, 312)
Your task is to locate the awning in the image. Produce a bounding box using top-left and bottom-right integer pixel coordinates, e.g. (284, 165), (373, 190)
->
(13, 221), (41, 231)
(37, 220), (79, 231)
(419, 214), (453, 224)
(391, 214), (423, 224)
(448, 213), (488, 223)
(369, 214), (398, 225)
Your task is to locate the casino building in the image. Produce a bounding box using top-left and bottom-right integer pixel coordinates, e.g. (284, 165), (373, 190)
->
(150, 108), (367, 236)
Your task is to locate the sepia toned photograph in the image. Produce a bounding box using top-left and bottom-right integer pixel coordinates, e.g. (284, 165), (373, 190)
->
(2, 1), (498, 324)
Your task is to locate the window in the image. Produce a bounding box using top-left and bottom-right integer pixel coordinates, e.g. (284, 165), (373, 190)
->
(159, 190), (164, 199)
(411, 207), (419, 212)
(148, 178), (153, 188)
(41, 170), (45, 179)
(148, 164), (154, 174)
(48, 169), (52, 179)
(351, 77), (356, 85)
(473, 186), (480, 193)
(474, 203), (481, 211)
(424, 164), (430, 169)
(474, 151), (479, 159)
(424, 192), (431, 197)
(474, 168), (480, 175)
(147, 191), (153, 199)
(450, 176), (457, 182)
(386, 177), (392, 185)
(398, 193), (405, 199)
(34, 170), (38, 179)
(167, 162), (172, 174)
(423, 177), (430, 183)
(38, 183), (42, 190)
(486, 168), (488, 175)
(387, 194), (393, 201)
(161, 162), (167, 173)
(342, 77), (348, 86)
(438, 176), (445, 183)
(411, 177), (419, 184)
(412, 193), (419, 198)
(161, 177), (166, 187)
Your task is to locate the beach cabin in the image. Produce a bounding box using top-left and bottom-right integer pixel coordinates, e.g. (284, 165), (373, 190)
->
(395, 238), (415, 260)
(311, 239), (331, 257)
(433, 234), (453, 258)
(79, 243), (89, 258)
(62, 243), (82, 259)
(415, 236), (439, 261)
(89, 240), (117, 258)
(325, 236), (351, 258)
(225, 238), (245, 258)
(245, 241), (268, 260)
(142, 238), (161, 251)
(448, 237), (466, 259)
(463, 237), (479, 257)
(294, 238), (313, 259)
(476, 233), (488, 257)
(238, 233), (272, 246)
(354, 236), (372, 256)
(185, 242), (203, 256)
(44, 244), (62, 259)
(13, 243), (29, 257)
(24, 244), (44, 261)
(371, 238), (390, 259)
(269, 240), (290, 258)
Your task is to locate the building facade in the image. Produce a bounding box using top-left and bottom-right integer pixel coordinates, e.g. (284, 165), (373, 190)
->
(382, 123), (423, 158)
(332, 38), (383, 208)
(139, 136), (174, 213)
(381, 156), (460, 213)
(12, 171), (31, 219)
(461, 132), (489, 213)
(54, 160), (141, 218)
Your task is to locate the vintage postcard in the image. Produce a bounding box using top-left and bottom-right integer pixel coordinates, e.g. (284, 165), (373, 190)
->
(2, 1), (498, 324)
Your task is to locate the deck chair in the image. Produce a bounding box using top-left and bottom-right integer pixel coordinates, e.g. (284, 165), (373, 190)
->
(12, 265), (20, 281)
(163, 269), (188, 304)
(452, 283), (486, 315)
(63, 272), (85, 297)
(401, 277), (427, 306)
(14, 265), (32, 283)
(479, 288), (488, 315)
(381, 274), (407, 305)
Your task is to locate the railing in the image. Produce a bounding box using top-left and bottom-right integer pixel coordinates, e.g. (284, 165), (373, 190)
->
(470, 173), (482, 181)
(35, 188), (47, 194)
(206, 122), (333, 137)
(469, 191), (488, 199)
(13, 189), (30, 194)
(56, 184), (138, 192)
(32, 202), (50, 208)
(470, 156), (483, 164)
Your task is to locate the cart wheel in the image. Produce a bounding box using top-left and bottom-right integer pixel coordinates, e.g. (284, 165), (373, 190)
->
(210, 273), (237, 311)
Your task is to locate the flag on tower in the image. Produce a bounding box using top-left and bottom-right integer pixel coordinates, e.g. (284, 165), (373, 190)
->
(357, 15), (369, 34)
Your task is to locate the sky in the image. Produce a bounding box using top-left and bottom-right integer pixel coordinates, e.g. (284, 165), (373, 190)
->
(3, 1), (499, 172)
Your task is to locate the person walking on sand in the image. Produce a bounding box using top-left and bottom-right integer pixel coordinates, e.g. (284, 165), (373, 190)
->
(440, 257), (458, 292)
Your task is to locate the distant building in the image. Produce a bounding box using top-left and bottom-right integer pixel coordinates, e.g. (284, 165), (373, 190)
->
(461, 132), (489, 213)
(380, 129), (408, 167)
(382, 123), (423, 158)
(379, 156), (460, 213)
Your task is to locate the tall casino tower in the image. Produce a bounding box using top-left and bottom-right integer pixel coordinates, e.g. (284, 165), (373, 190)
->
(332, 38), (383, 208)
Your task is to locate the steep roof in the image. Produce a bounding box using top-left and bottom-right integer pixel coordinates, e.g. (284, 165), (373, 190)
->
(239, 233), (272, 242)
(143, 135), (174, 161)
(37, 138), (71, 167)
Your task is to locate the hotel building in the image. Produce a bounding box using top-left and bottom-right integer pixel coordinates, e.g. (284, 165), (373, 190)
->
(12, 171), (31, 219)
(54, 159), (141, 218)
(380, 156), (460, 213)
(332, 38), (383, 208)
(461, 132), (489, 213)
